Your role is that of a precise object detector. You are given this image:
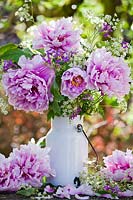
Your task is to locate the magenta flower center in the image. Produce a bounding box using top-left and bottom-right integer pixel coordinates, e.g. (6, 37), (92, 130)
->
(31, 86), (38, 94)
(58, 35), (65, 42)
(71, 75), (84, 87)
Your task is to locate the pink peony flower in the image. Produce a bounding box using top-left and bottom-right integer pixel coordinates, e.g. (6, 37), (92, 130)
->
(2, 55), (55, 113)
(100, 194), (114, 199)
(101, 149), (133, 182)
(55, 186), (71, 199)
(44, 185), (55, 194)
(76, 184), (94, 196)
(0, 154), (19, 191)
(118, 190), (133, 197)
(61, 67), (87, 99)
(86, 47), (131, 99)
(33, 17), (81, 55)
(9, 143), (55, 188)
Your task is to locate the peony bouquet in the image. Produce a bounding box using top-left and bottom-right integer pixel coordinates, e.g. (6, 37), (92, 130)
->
(0, 12), (132, 199)
(0, 16), (132, 119)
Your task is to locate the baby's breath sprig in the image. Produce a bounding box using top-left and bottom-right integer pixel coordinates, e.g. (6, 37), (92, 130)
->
(15, 1), (34, 23)
(60, 99), (75, 117)
(0, 96), (9, 115)
(102, 37), (130, 58)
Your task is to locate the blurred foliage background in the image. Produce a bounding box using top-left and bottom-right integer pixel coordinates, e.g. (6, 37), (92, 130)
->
(0, 0), (132, 158)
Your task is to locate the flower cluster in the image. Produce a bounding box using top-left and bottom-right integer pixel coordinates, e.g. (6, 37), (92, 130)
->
(1, 148), (133, 198)
(80, 149), (133, 199)
(17, 149), (133, 199)
(15, 3), (33, 22)
(0, 143), (55, 191)
(18, 183), (94, 199)
(43, 184), (94, 199)
(0, 16), (132, 118)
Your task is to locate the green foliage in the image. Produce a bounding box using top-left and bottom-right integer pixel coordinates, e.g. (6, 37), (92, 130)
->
(17, 187), (38, 197)
(51, 80), (64, 102)
(43, 0), (66, 9)
(0, 43), (33, 62)
(42, 176), (47, 185)
(39, 140), (46, 148)
(47, 80), (65, 120)
(0, 43), (17, 57)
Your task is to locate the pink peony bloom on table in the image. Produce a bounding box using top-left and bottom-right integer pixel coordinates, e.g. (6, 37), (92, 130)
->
(2, 55), (55, 113)
(118, 190), (133, 197)
(9, 143), (55, 188)
(76, 184), (94, 196)
(54, 186), (71, 199)
(44, 185), (55, 194)
(0, 154), (19, 192)
(100, 194), (114, 199)
(61, 67), (88, 99)
(86, 47), (131, 99)
(32, 17), (81, 56)
(101, 149), (133, 182)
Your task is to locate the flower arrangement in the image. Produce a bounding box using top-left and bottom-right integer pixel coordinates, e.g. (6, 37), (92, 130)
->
(1, 145), (132, 199)
(0, 15), (132, 119)
(0, 7), (132, 199)
(80, 149), (133, 199)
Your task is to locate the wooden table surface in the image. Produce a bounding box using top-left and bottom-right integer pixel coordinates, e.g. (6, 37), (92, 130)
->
(0, 193), (133, 200)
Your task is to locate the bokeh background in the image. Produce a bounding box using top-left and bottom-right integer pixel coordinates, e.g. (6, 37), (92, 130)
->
(0, 0), (133, 158)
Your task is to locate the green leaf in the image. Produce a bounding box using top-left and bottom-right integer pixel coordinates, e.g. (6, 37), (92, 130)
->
(0, 49), (24, 62)
(17, 188), (37, 197)
(47, 109), (55, 120)
(42, 176), (47, 184)
(97, 190), (110, 194)
(81, 33), (88, 39)
(51, 80), (59, 94)
(22, 48), (33, 57)
(0, 48), (33, 62)
(98, 106), (104, 117)
(51, 81), (64, 101)
(52, 100), (61, 115)
(0, 43), (17, 57)
(39, 140), (46, 148)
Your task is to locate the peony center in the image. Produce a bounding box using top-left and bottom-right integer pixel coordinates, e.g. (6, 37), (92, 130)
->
(31, 86), (38, 94)
(71, 75), (84, 87)
(58, 35), (65, 42)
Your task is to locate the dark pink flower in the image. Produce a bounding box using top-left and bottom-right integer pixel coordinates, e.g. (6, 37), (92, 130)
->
(3, 60), (17, 72)
(100, 22), (113, 38)
(121, 41), (129, 49)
